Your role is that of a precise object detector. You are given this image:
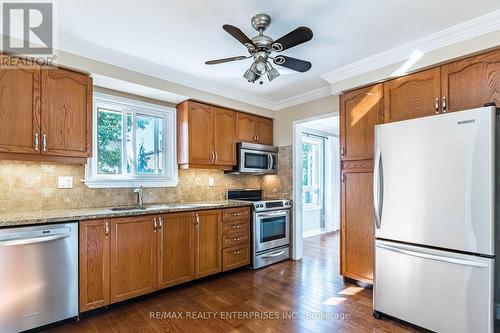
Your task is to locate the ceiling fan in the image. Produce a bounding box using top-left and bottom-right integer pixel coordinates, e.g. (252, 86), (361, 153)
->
(205, 14), (313, 84)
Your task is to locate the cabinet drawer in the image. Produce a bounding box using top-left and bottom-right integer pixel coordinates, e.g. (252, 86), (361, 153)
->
(223, 244), (250, 271)
(223, 207), (250, 222)
(222, 232), (249, 248)
(223, 220), (249, 234)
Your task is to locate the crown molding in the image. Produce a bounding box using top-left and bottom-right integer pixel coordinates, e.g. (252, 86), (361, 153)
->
(274, 86), (332, 111)
(58, 33), (276, 111)
(321, 9), (500, 84)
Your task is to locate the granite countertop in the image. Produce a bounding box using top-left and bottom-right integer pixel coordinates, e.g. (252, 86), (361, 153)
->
(0, 200), (252, 228)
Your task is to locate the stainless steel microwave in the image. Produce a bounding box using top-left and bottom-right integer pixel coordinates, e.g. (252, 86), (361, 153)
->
(228, 142), (278, 174)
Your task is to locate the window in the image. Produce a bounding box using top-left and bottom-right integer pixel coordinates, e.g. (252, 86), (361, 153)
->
(85, 93), (178, 188)
(302, 135), (324, 208)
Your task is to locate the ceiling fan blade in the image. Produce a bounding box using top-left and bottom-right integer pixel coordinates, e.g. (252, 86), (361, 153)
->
(273, 55), (312, 72)
(205, 56), (249, 65)
(223, 24), (254, 48)
(271, 26), (313, 52)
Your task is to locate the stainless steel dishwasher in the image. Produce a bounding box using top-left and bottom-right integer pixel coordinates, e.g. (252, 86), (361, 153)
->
(0, 222), (78, 333)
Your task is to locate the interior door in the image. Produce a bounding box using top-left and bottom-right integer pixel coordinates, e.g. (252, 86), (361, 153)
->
(0, 62), (41, 154)
(195, 210), (222, 278)
(384, 68), (441, 122)
(374, 107), (495, 255)
(41, 68), (92, 157)
(110, 216), (157, 303)
(158, 212), (196, 289)
(188, 102), (214, 164)
(375, 240), (493, 333)
(340, 83), (383, 160)
(213, 107), (236, 165)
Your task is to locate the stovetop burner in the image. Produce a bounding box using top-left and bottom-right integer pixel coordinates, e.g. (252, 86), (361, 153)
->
(227, 189), (292, 212)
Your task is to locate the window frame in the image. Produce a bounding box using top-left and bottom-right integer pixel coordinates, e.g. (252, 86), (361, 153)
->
(302, 135), (324, 210)
(84, 92), (178, 188)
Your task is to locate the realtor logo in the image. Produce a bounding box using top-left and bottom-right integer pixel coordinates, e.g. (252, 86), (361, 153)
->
(2, 2), (53, 54)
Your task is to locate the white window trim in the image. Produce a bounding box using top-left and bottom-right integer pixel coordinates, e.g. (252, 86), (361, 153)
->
(302, 135), (324, 210)
(84, 92), (178, 188)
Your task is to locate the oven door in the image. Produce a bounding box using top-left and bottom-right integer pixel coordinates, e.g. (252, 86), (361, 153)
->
(240, 149), (277, 174)
(254, 210), (290, 252)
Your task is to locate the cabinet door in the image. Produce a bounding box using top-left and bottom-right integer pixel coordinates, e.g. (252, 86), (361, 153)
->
(255, 117), (273, 145)
(213, 107), (236, 165)
(188, 102), (214, 164)
(340, 84), (383, 161)
(195, 210), (222, 278)
(158, 212), (196, 289)
(441, 49), (500, 113)
(0, 62), (41, 154)
(236, 113), (256, 142)
(41, 68), (92, 157)
(110, 216), (157, 303)
(384, 68), (441, 122)
(79, 219), (110, 312)
(341, 167), (374, 284)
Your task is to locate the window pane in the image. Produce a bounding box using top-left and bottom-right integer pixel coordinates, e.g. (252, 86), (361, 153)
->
(302, 142), (313, 186)
(136, 114), (164, 174)
(97, 108), (123, 174)
(303, 189), (319, 206)
(126, 113), (133, 174)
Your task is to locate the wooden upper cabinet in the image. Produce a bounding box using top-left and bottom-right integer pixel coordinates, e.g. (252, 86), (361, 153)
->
(213, 107), (236, 165)
(195, 210), (222, 278)
(384, 68), (441, 122)
(79, 219), (110, 312)
(110, 215), (158, 303)
(158, 212), (196, 289)
(341, 167), (374, 284)
(236, 113), (273, 145)
(0, 62), (40, 154)
(187, 101), (214, 165)
(441, 49), (500, 113)
(340, 84), (383, 161)
(41, 68), (92, 157)
(236, 113), (255, 142)
(255, 117), (273, 145)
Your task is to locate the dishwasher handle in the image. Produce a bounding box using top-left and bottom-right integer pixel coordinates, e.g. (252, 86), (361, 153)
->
(0, 233), (70, 246)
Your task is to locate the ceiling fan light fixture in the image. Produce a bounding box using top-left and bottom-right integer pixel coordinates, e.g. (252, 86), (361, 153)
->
(243, 68), (257, 82)
(267, 67), (280, 82)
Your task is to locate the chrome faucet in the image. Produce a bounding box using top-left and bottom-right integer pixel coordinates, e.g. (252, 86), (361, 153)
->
(133, 186), (144, 208)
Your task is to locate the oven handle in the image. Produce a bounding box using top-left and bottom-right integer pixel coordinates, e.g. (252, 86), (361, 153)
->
(257, 211), (289, 218)
(261, 249), (286, 258)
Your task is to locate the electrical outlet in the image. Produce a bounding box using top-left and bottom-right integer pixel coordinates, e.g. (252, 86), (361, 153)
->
(58, 176), (73, 189)
(208, 178), (215, 187)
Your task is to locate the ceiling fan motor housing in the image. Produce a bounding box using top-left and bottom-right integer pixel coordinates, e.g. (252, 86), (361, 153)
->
(251, 13), (272, 32)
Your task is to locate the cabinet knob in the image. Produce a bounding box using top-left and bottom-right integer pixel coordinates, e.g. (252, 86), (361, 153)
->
(232, 225), (242, 229)
(232, 251), (242, 255)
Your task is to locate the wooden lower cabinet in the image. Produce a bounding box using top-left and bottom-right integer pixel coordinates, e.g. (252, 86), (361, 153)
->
(79, 219), (110, 312)
(110, 215), (158, 303)
(223, 244), (250, 272)
(221, 206), (251, 271)
(158, 212), (196, 288)
(195, 210), (222, 278)
(341, 161), (375, 284)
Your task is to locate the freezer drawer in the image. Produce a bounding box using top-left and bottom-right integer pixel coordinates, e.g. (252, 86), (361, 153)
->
(374, 240), (494, 333)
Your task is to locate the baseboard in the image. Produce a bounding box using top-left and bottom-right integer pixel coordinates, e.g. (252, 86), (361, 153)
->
(495, 303), (500, 320)
(303, 228), (327, 239)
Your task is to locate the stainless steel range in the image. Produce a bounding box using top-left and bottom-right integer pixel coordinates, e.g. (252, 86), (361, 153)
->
(227, 189), (291, 269)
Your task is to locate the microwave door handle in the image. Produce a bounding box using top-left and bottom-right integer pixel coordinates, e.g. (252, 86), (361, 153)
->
(267, 153), (273, 171)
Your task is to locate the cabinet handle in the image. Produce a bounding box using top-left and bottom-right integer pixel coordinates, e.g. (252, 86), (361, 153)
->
(105, 222), (109, 238)
(435, 97), (439, 114)
(232, 250), (242, 255)
(442, 96), (447, 113)
(153, 218), (157, 232)
(211, 151), (215, 163)
(42, 134), (47, 152)
(233, 237), (241, 241)
(232, 224), (242, 229)
(256, 135), (259, 142)
(215, 151), (219, 163)
(158, 217), (163, 230)
(34, 133), (39, 151)
(232, 212), (242, 216)
(195, 213), (199, 228)
(340, 146), (345, 157)
(341, 173), (345, 183)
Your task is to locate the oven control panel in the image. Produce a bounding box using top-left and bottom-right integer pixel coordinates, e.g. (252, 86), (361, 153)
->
(253, 200), (292, 212)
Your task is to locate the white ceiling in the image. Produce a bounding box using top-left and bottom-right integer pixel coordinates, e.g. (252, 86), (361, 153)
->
(302, 116), (339, 136)
(57, 0), (500, 107)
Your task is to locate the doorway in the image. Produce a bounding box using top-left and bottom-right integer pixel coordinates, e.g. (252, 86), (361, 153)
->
(291, 113), (340, 259)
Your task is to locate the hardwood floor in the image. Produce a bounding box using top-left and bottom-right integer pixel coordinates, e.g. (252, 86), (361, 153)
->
(46, 232), (417, 333)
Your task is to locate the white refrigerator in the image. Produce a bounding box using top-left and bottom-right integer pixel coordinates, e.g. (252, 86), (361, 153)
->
(373, 106), (495, 333)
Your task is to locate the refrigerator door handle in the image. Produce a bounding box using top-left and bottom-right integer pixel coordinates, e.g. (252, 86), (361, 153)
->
(373, 148), (383, 229)
(376, 243), (489, 268)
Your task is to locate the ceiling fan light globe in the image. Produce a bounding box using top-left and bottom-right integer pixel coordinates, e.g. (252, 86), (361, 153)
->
(243, 69), (257, 82)
(267, 68), (280, 82)
(256, 61), (267, 74)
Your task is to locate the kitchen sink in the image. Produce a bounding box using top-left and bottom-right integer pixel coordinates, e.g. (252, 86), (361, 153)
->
(109, 206), (148, 211)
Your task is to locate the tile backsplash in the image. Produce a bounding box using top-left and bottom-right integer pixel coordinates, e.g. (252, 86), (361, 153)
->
(0, 146), (293, 213)
(0, 161), (261, 213)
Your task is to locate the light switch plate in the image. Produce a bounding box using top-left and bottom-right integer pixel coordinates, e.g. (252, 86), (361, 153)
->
(58, 176), (73, 189)
(208, 178), (214, 187)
